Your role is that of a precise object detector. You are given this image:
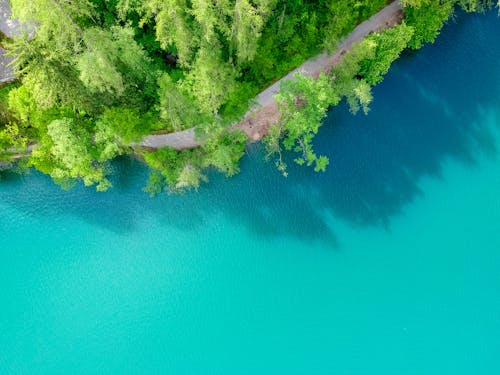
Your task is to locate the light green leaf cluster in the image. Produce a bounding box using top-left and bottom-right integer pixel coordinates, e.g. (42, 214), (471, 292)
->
(11, 0), (93, 52)
(182, 45), (237, 114)
(7, 85), (35, 123)
(201, 123), (247, 177)
(191, 0), (231, 44)
(33, 118), (111, 191)
(232, 0), (276, 64)
(266, 73), (339, 174)
(94, 107), (148, 160)
(143, 120), (246, 194)
(401, 0), (494, 11)
(78, 26), (154, 97)
(143, 147), (206, 194)
(267, 22), (415, 174)
(9, 37), (89, 109)
(360, 23), (414, 85)
(403, 0), (454, 49)
(331, 38), (377, 115)
(149, 0), (197, 65)
(0, 123), (28, 154)
(78, 29), (125, 95)
(402, 0), (494, 51)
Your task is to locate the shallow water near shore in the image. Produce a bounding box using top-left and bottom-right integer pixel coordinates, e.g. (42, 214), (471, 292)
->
(1, 10), (500, 374)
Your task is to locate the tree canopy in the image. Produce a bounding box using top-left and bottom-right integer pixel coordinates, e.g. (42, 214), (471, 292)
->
(0, 0), (495, 192)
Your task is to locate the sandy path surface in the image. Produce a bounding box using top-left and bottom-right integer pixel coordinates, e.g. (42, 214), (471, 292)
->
(0, 0), (18, 83)
(1, 1), (404, 154)
(139, 0), (404, 150)
(0, 0), (35, 83)
(0, 0), (22, 38)
(137, 128), (202, 149)
(0, 46), (14, 83)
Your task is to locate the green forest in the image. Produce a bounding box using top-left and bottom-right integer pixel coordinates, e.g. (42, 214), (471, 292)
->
(0, 0), (495, 193)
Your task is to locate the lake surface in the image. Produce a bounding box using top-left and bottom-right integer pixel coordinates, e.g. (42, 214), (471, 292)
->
(1, 10), (499, 375)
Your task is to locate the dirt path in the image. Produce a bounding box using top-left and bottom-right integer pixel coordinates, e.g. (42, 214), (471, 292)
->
(0, 0), (23, 38)
(139, 0), (404, 150)
(0, 46), (15, 84)
(0, 0), (23, 83)
(1, 1), (404, 154)
(138, 128), (202, 149)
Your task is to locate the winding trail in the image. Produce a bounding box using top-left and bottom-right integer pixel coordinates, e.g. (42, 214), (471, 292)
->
(2, 0), (404, 156)
(0, 46), (14, 84)
(0, 0), (24, 83)
(138, 0), (404, 150)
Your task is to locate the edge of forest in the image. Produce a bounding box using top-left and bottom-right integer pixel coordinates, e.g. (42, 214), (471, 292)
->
(137, 0), (404, 150)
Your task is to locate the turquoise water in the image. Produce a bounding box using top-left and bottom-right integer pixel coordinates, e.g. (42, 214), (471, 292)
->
(1, 10), (500, 374)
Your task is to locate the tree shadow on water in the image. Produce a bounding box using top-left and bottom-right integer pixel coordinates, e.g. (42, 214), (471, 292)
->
(179, 9), (500, 240)
(304, 9), (500, 229)
(0, 155), (336, 244)
(1, 10), (499, 246)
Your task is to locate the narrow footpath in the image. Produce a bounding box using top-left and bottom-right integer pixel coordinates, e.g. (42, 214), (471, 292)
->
(0, 0), (24, 83)
(1, 0), (404, 156)
(138, 0), (404, 150)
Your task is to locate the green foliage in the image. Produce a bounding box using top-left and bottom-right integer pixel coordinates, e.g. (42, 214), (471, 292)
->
(156, 73), (203, 131)
(145, 0), (197, 66)
(8, 37), (92, 110)
(330, 23), (413, 113)
(11, 0), (93, 52)
(265, 73), (339, 174)
(31, 117), (112, 191)
(331, 38), (376, 114)
(4, 0), (484, 192)
(219, 81), (259, 121)
(135, 0), (274, 71)
(97, 107), (147, 143)
(79, 26), (159, 110)
(401, 0), (495, 50)
(94, 107), (151, 160)
(323, 0), (386, 51)
(0, 83), (16, 127)
(400, 0), (494, 9)
(200, 123), (247, 177)
(143, 119), (246, 194)
(231, 0), (276, 64)
(246, 1), (323, 87)
(359, 23), (414, 85)
(0, 123), (28, 154)
(0, 84), (29, 155)
(78, 27), (127, 95)
(182, 45), (237, 114)
(267, 23), (414, 174)
(143, 147), (207, 194)
(403, 0), (454, 49)
(7, 85), (35, 123)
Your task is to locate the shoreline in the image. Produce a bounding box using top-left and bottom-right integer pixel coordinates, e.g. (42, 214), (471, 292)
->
(138, 1), (404, 150)
(2, 1), (404, 157)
